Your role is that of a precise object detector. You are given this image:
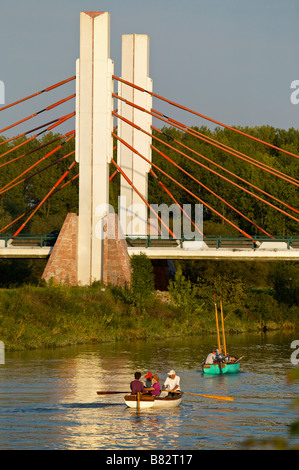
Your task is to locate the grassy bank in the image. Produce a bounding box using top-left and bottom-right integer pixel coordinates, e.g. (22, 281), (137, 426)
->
(0, 283), (298, 351)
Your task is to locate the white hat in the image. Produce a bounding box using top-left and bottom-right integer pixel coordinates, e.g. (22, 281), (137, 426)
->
(168, 370), (175, 375)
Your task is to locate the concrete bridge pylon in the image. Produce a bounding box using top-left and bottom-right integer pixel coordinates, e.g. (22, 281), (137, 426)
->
(117, 34), (153, 238)
(76, 11), (114, 286)
(42, 12), (155, 286)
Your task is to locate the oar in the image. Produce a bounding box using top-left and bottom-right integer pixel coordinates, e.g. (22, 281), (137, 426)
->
(97, 391), (129, 395)
(172, 390), (234, 402)
(233, 356), (244, 364)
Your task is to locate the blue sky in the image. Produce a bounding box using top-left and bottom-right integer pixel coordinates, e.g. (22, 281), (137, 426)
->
(1, 0), (299, 137)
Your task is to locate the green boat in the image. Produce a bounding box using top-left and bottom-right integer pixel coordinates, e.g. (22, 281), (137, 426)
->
(202, 299), (243, 375)
(202, 359), (241, 375)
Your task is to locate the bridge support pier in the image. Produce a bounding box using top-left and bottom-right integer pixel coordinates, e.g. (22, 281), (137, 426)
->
(42, 213), (78, 285)
(76, 11), (114, 285)
(117, 34), (152, 238)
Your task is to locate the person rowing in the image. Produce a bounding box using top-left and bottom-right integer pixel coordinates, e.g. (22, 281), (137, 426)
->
(205, 348), (218, 365)
(161, 370), (181, 397)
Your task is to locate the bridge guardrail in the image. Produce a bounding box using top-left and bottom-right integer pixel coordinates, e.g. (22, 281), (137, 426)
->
(126, 235), (299, 249)
(0, 233), (59, 248)
(0, 233), (298, 249)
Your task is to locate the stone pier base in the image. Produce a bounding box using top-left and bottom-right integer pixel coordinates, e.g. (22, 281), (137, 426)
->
(103, 213), (131, 288)
(42, 213), (78, 285)
(42, 212), (131, 288)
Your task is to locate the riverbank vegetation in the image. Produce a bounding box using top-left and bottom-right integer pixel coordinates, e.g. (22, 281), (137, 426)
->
(0, 254), (298, 351)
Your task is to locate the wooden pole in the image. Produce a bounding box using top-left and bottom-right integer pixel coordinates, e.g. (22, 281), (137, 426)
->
(220, 300), (227, 356)
(214, 300), (221, 353)
(137, 392), (140, 410)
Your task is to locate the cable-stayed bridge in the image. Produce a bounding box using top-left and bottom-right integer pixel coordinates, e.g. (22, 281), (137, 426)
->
(0, 12), (298, 286)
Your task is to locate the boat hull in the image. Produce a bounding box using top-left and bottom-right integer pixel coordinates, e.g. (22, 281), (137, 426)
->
(124, 394), (182, 409)
(202, 362), (240, 375)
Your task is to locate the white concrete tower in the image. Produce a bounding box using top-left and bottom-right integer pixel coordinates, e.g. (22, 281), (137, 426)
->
(117, 34), (153, 238)
(76, 12), (114, 285)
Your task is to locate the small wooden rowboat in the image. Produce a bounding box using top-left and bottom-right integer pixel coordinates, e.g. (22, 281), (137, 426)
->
(124, 393), (182, 409)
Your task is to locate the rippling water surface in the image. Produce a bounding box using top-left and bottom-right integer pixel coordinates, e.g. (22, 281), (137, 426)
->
(0, 331), (299, 450)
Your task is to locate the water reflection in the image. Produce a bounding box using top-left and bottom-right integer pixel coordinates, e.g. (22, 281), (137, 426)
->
(0, 332), (299, 449)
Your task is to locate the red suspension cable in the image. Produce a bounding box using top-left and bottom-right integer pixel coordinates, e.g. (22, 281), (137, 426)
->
(109, 170), (118, 182)
(0, 94), (75, 135)
(112, 131), (252, 239)
(0, 151), (75, 195)
(113, 110), (299, 225)
(13, 160), (76, 237)
(0, 76), (75, 112)
(112, 75), (299, 161)
(151, 108), (299, 187)
(0, 112), (75, 161)
(0, 117), (66, 147)
(0, 131), (75, 194)
(149, 168), (204, 237)
(0, 172), (78, 234)
(113, 92), (298, 188)
(151, 144), (273, 237)
(152, 125), (299, 216)
(111, 158), (176, 239)
(0, 131), (74, 172)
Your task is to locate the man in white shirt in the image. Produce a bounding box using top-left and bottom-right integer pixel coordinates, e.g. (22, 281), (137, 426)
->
(205, 348), (218, 365)
(162, 370), (181, 396)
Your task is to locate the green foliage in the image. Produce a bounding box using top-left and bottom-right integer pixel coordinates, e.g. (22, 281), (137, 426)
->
(168, 258), (299, 332)
(0, 132), (78, 236)
(129, 253), (155, 311)
(168, 266), (203, 314)
(198, 273), (247, 315)
(271, 262), (299, 306)
(149, 125), (299, 237)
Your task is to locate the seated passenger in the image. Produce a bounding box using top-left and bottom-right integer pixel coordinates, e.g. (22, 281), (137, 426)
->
(145, 374), (161, 396)
(130, 371), (145, 395)
(144, 372), (153, 388)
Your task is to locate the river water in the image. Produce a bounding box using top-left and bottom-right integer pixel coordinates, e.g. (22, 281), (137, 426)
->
(0, 331), (299, 451)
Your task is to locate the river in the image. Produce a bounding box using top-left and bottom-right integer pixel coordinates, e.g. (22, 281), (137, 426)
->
(0, 331), (298, 451)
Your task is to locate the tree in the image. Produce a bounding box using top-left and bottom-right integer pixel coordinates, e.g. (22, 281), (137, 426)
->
(271, 263), (299, 306)
(129, 253), (155, 311)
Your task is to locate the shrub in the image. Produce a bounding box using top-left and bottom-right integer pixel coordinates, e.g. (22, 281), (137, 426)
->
(129, 253), (155, 311)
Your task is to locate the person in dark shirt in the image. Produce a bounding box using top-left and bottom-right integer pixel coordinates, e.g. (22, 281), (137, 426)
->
(130, 372), (145, 395)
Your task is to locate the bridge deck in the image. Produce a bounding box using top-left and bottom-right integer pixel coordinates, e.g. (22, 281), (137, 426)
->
(0, 236), (298, 260)
(0, 247), (52, 258)
(127, 246), (299, 261)
(126, 238), (299, 261)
